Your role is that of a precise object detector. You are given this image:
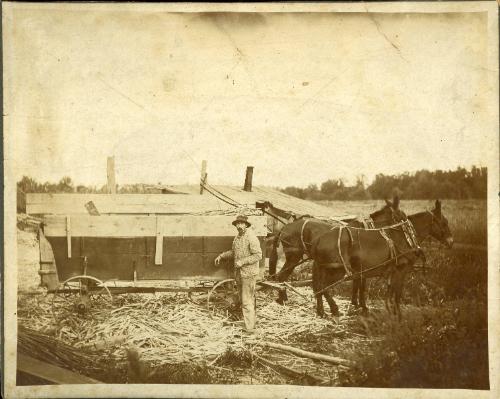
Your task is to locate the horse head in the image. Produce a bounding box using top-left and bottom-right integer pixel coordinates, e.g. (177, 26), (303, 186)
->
(428, 199), (454, 248)
(370, 195), (407, 225)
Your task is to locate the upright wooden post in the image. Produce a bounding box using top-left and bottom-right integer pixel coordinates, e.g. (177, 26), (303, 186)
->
(243, 166), (254, 192)
(66, 216), (72, 258)
(200, 160), (207, 194)
(107, 156), (116, 194)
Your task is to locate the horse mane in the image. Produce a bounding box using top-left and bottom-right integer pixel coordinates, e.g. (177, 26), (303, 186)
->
(408, 210), (430, 219)
(407, 210), (434, 225)
(370, 205), (407, 221)
(369, 207), (386, 219)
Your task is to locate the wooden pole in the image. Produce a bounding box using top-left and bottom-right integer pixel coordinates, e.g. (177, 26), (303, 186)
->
(249, 351), (327, 385)
(200, 160), (207, 194)
(263, 341), (352, 367)
(107, 156), (116, 194)
(243, 166), (254, 192)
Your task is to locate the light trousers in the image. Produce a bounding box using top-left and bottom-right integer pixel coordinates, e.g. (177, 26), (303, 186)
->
(235, 273), (257, 331)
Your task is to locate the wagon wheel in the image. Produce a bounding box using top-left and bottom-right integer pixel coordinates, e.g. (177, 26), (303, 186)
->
(207, 279), (236, 312)
(51, 275), (112, 321)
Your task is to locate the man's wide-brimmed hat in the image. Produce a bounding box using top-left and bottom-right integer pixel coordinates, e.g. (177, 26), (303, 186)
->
(232, 215), (251, 227)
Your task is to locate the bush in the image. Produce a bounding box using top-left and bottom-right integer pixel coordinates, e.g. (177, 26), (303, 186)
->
(339, 301), (489, 389)
(360, 248), (488, 308)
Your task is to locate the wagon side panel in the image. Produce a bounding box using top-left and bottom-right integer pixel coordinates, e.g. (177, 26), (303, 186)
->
(137, 236), (234, 280)
(45, 237), (141, 282)
(41, 215), (268, 284)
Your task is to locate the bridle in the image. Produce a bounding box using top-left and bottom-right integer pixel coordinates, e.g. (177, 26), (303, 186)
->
(418, 210), (448, 245)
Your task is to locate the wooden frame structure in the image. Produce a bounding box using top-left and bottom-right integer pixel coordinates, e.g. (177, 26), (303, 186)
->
(27, 194), (268, 293)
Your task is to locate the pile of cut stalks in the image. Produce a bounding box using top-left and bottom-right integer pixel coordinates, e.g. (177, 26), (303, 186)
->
(18, 287), (362, 384)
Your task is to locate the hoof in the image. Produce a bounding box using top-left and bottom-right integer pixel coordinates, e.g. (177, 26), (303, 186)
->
(331, 316), (340, 324)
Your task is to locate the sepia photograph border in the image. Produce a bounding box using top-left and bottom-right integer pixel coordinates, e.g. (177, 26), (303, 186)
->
(3, 1), (499, 398)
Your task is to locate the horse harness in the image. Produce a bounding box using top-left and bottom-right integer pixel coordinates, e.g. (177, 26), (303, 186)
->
(333, 219), (422, 276)
(359, 216), (375, 229)
(300, 218), (352, 259)
(311, 219), (424, 296)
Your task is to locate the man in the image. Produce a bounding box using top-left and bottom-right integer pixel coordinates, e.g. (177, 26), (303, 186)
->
(215, 215), (262, 334)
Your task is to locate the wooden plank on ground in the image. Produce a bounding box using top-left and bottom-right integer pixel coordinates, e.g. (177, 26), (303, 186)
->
(263, 342), (352, 367)
(17, 354), (102, 384)
(43, 215), (268, 237)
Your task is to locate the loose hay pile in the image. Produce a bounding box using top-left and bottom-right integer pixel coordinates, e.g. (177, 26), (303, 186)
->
(18, 287), (363, 384)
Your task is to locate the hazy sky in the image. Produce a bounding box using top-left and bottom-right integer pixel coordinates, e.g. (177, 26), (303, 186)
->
(4, 6), (492, 188)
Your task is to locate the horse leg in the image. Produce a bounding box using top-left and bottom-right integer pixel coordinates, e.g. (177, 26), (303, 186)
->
(393, 265), (408, 321)
(351, 278), (360, 307)
(269, 236), (278, 276)
(395, 285), (402, 321)
(384, 277), (393, 315)
(324, 289), (339, 317)
(276, 288), (288, 305)
(350, 255), (363, 310)
(276, 259), (298, 282)
(325, 269), (344, 317)
(274, 256), (299, 303)
(316, 293), (326, 318)
(312, 261), (326, 318)
(359, 276), (368, 314)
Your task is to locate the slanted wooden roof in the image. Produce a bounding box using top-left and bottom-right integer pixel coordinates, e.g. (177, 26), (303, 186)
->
(166, 185), (344, 218)
(26, 186), (348, 218)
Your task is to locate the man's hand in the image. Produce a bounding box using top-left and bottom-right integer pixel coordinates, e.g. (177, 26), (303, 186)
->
(214, 255), (222, 266)
(235, 260), (243, 268)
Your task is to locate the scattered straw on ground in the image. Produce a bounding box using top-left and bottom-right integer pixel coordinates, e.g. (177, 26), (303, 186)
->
(18, 287), (357, 368)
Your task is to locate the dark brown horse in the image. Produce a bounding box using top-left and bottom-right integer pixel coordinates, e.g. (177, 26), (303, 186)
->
(269, 197), (405, 294)
(311, 200), (453, 320)
(348, 197), (407, 311)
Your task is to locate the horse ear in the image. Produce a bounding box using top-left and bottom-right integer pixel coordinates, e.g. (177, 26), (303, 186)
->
(434, 199), (442, 214)
(385, 198), (392, 207)
(393, 196), (400, 209)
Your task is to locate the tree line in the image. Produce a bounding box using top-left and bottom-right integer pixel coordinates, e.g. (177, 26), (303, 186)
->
(16, 165), (487, 212)
(281, 166), (487, 201)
